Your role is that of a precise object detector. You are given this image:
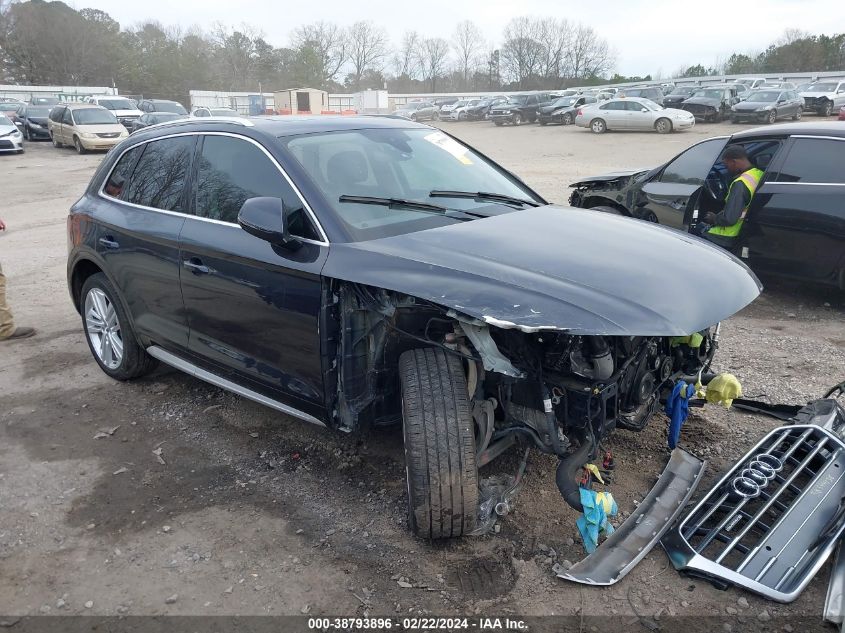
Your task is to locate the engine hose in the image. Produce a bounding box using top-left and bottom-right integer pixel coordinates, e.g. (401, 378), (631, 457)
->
(555, 434), (596, 513)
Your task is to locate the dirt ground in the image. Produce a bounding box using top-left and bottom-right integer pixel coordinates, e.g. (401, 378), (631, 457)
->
(1, 118), (844, 629)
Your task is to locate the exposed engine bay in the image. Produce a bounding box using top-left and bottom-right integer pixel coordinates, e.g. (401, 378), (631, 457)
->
(326, 282), (717, 511)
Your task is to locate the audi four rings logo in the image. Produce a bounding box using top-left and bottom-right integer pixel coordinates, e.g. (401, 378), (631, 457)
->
(730, 453), (784, 499)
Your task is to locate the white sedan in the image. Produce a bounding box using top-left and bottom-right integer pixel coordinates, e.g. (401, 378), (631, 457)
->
(574, 97), (695, 134)
(0, 113), (24, 153)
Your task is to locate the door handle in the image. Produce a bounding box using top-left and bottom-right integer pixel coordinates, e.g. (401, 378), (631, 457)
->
(98, 236), (119, 249)
(183, 258), (211, 275)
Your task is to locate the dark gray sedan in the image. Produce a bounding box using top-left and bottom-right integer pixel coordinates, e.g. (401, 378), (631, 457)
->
(730, 89), (804, 124)
(393, 101), (439, 122)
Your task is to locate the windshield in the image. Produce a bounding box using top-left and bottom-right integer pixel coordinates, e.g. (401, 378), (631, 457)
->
(669, 87), (695, 96)
(745, 91), (780, 102)
(639, 99), (663, 111)
(553, 97), (578, 107)
(0, 115), (11, 126)
(283, 128), (541, 241)
(32, 97), (59, 105)
(621, 89), (650, 97)
(691, 89), (724, 99)
(403, 102), (423, 110)
(806, 83), (836, 92)
(156, 102), (188, 114)
(26, 106), (51, 117)
(0, 104), (20, 113)
(73, 108), (118, 125)
(453, 100), (467, 107)
(97, 98), (135, 111)
(507, 95), (530, 105)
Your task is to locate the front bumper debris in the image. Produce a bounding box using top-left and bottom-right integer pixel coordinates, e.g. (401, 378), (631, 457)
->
(558, 448), (706, 586)
(661, 406), (845, 602)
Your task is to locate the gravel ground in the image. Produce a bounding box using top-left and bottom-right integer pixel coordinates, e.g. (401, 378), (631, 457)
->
(0, 120), (843, 628)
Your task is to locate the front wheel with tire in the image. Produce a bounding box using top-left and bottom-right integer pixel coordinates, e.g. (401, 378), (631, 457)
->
(512, 112), (522, 125)
(399, 347), (478, 539)
(80, 273), (157, 380)
(821, 101), (833, 117)
(767, 109), (777, 124)
(793, 108), (802, 120)
(74, 136), (86, 154)
(590, 118), (607, 134)
(563, 112), (573, 125)
(655, 118), (672, 134)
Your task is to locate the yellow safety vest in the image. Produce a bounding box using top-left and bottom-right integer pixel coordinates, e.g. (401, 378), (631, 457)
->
(708, 168), (764, 237)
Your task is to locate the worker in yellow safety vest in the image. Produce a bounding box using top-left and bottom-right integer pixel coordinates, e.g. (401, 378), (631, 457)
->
(701, 144), (764, 249)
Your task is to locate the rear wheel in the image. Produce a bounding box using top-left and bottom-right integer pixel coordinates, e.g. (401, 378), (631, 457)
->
(590, 118), (607, 134)
(399, 347), (478, 539)
(655, 118), (673, 134)
(80, 273), (157, 380)
(494, 121), (503, 126)
(793, 108), (802, 120)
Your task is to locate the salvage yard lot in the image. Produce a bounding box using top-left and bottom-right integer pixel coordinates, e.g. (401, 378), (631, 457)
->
(1, 119), (844, 626)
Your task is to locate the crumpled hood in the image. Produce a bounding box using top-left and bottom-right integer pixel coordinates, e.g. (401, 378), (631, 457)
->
(323, 205), (761, 336)
(570, 168), (650, 187)
(682, 97), (722, 107)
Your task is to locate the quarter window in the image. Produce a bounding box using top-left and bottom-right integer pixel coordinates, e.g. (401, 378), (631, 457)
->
(62, 109), (73, 125)
(103, 145), (143, 200)
(659, 138), (729, 185)
(194, 135), (319, 240)
(775, 139), (845, 184)
(125, 136), (194, 211)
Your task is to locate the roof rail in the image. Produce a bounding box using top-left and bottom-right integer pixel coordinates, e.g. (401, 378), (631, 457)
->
(146, 116), (255, 131)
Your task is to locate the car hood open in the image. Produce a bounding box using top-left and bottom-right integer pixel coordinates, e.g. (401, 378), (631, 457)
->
(323, 205), (761, 336)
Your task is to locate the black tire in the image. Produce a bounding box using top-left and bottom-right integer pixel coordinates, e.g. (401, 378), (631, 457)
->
(730, 116), (738, 124)
(590, 205), (624, 216)
(74, 136), (86, 155)
(80, 273), (157, 381)
(655, 117), (673, 134)
(494, 121), (503, 126)
(590, 118), (607, 134)
(767, 109), (777, 124)
(512, 112), (522, 125)
(23, 126), (29, 141)
(821, 101), (833, 117)
(399, 347), (478, 539)
(539, 120), (547, 126)
(793, 108), (802, 121)
(17, 148), (24, 154)
(51, 133), (62, 148)
(432, 111), (440, 121)
(563, 112), (573, 125)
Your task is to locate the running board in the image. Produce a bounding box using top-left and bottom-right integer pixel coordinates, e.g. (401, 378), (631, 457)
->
(146, 345), (326, 427)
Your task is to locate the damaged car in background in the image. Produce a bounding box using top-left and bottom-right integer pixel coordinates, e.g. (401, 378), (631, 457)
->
(568, 122), (845, 289)
(67, 116), (761, 541)
(680, 85), (742, 122)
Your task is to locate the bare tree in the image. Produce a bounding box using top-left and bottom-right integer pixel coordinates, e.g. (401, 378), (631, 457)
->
(211, 23), (261, 91)
(393, 30), (421, 79)
(417, 37), (450, 92)
(452, 20), (483, 89)
(535, 17), (571, 86)
(347, 21), (388, 90)
(500, 17), (544, 88)
(566, 24), (614, 80)
(291, 21), (346, 86)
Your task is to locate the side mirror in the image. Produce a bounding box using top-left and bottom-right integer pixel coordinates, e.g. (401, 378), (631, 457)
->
(238, 197), (300, 250)
(641, 108), (648, 112)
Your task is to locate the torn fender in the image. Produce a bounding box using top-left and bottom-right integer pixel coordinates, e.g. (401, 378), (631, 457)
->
(322, 206), (762, 336)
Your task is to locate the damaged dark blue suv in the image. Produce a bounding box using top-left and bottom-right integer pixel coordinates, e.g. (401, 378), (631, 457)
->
(67, 116), (760, 538)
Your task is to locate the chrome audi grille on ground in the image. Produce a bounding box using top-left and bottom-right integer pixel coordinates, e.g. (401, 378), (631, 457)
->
(661, 424), (845, 602)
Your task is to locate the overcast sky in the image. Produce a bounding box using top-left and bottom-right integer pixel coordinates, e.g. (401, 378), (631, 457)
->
(74, 0), (844, 77)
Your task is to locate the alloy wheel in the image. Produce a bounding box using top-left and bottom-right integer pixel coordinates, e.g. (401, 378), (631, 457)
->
(84, 288), (124, 370)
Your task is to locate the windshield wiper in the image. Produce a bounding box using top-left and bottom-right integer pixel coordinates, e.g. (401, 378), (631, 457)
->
(338, 195), (448, 213)
(429, 190), (540, 208)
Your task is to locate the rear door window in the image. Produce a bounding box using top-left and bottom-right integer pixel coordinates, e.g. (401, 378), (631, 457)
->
(125, 136), (194, 211)
(194, 135), (319, 240)
(774, 138), (845, 184)
(62, 108), (73, 124)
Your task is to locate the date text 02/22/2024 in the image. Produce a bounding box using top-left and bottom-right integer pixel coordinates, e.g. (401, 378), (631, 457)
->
(307, 617), (528, 630)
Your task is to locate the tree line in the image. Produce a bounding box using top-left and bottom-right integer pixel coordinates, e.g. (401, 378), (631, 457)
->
(0, 0), (614, 103)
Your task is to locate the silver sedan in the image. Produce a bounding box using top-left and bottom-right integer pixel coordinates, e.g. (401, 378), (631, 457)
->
(0, 114), (24, 153)
(574, 97), (695, 134)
